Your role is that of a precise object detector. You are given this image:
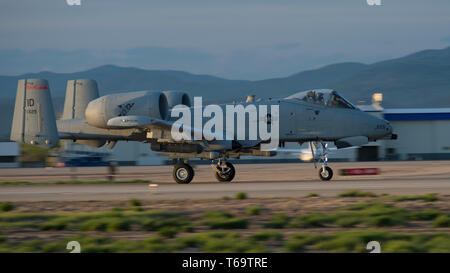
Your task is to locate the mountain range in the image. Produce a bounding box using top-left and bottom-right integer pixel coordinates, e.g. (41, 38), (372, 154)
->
(1, 46), (450, 139)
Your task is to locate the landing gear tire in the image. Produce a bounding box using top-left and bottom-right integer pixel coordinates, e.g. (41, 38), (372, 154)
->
(173, 163), (194, 184)
(214, 162), (235, 182)
(319, 166), (333, 181)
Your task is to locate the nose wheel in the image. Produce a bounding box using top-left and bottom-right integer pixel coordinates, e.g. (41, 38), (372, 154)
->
(319, 166), (333, 181)
(173, 162), (195, 184)
(212, 159), (235, 182)
(311, 141), (334, 181)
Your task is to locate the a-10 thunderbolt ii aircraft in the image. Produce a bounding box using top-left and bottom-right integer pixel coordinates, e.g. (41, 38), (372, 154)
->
(10, 79), (397, 183)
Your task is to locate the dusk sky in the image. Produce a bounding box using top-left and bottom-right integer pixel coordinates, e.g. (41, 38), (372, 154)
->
(1, 0), (449, 79)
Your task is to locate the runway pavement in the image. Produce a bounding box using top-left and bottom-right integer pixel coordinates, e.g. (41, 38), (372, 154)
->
(0, 161), (449, 201)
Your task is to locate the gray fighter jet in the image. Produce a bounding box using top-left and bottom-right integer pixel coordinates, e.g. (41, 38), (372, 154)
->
(10, 79), (397, 183)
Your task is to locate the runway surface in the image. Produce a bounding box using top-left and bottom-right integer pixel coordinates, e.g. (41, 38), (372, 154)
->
(0, 161), (449, 201)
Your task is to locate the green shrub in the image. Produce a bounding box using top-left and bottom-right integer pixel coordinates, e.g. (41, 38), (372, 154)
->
(80, 219), (108, 231)
(289, 213), (332, 228)
(433, 215), (450, 228)
(107, 219), (131, 231)
(0, 202), (14, 212)
(200, 212), (248, 229)
(421, 234), (450, 253)
(177, 232), (265, 252)
(422, 193), (439, 202)
(285, 234), (331, 252)
(178, 236), (203, 248)
(158, 227), (179, 238)
(339, 190), (377, 197)
(180, 225), (194, 232)
(285, 240), (307, 252)
(344, 201), (381, 211)
(345, 202), (407, 219)
(246, 206), (261, 216)
(335, 217), (361, 228)
(305, 193), (319, 198)
(408, 209), (442, 221)
(236, 192), (247, 200)
(203, 237), (265, 253)
(209, 217), (248, 229)
(250, 231), (283, 241)
(368, 215), (405, 227)
(313, 234), (365, 252)
(204, 211), (233, 218)
(129, 198), (142, 207)
(264, 213), (290, 228)
(143, 237), (177, 253)
(40, 219), (68, 231)
(142, 217), (188, 231)
(393, 193), (439, 202)
(41, 241), (66, 253)
(17, 239), (44, 252)
(383, 240), (424, 253)
(177, 232), (239, 248)
(310, 231), (405, 253)
(140, 211), (189, 231)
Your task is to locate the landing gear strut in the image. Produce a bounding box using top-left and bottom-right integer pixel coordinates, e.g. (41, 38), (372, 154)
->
(212, 158), (235, 182)
(172, 160), (195, 184)
(311, 141), (333, 181)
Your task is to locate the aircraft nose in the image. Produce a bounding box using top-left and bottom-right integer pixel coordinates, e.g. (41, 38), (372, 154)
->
(386, 121), (393, 134)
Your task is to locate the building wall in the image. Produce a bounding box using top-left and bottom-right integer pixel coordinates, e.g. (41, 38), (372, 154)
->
(384, 120), (450, 160)
(0, 142), (19, 168)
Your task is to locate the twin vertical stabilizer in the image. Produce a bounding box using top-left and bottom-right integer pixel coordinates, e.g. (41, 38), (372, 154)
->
(10, 79), (59, 148)
(62, 79), (99, 120)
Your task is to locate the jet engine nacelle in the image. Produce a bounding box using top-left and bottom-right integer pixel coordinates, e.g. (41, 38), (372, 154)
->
(163, 91), (191, 109)
(85, 91), (169, 129)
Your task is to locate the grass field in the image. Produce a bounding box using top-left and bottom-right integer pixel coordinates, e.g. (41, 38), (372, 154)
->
(0, 192), (449, 253)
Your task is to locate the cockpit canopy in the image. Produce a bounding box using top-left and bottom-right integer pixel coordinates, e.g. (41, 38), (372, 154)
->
(285, 89), (356, 109)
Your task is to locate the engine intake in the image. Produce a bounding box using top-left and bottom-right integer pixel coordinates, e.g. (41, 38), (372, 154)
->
(163, 91), (191, 108)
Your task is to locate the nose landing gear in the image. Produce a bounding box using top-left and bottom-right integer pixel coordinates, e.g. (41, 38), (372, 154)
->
(311, 141), (333, 181)
(319, 166), (333, 181)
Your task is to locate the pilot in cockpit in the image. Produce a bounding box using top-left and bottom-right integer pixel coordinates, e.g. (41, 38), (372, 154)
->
(316, 92), (324, 104)
(305, 91), (315, 103)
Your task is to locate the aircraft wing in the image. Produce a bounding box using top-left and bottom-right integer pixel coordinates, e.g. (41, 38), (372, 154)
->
(58, 132), (131, 140)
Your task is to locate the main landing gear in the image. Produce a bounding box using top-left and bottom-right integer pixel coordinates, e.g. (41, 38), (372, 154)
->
(171, 158), (236, 184)
(311, 141), (333, 181)
(172, 160), (195, 184)
(212, 158), (235, 182)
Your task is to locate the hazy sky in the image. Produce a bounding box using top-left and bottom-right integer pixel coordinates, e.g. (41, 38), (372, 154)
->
(1, 0), (450, 79)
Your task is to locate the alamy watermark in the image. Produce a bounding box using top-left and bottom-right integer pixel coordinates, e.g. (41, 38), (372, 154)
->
(170, 97), (279, 151)
(66, 0), (81, 6)
(367, 0), (382, 6)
